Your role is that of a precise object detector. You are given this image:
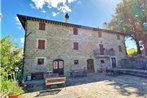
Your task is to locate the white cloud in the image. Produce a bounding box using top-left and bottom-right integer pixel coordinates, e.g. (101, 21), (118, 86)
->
(68, 0), (76, 3)
(29, 3), (36, 9)
(59, 4), (71, 13)
(20, 37), (24, 44)
(40, 9), (47, 13)
(30, 0), (77, 14)
(31, 0), (46, 9)
(0, 12), (2, 22)
(52, 11), (59, 17)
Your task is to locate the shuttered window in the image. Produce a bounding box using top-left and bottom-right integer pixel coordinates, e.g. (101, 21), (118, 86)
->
(73, 42), (79, 50)
(39, 22), (45, 30)
(117, 34), (120, 40)
(119, 45), (122, 52)
(98, 31), (102, 37)
(99, 44), (104, 55)
(73, 28), (78, 35)
(38, 40), (45, 49)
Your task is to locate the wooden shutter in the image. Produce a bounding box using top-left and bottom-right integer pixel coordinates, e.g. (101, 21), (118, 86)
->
(99, 44), (104, 55)
(98, 31), (102, 37)
(74, 42), (79, 50)
(39, 22), (45, 30)
(119, 45), (122, 52)
(38, 40), (45, 49)
(73, 28), (78, 35)
(117, 35), (120, 40)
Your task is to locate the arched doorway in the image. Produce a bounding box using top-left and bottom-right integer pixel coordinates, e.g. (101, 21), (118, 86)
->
(53, 59), (64, 75)
(87, 59), (95, 73)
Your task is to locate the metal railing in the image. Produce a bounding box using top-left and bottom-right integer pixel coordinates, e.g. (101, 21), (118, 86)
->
(93, 49), (115, 57)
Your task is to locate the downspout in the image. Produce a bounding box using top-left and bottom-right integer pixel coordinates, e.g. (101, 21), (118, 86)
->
(22, 17), (27, 80)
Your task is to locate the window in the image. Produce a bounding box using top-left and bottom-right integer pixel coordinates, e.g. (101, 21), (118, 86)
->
(74, 60), (79, 65)
(39, 22), (45, 30)
(98, 31), (102, 37)
(37, 58), (44, 65)
(73, 42), (79, 50)
(53, 61), (58, 69)
(119, 45), (122, 52)
(59, 61), (63, 68)
(99, 44), (104, 55)
(73, 28), (78, 35)
(101, 60), (105, 63)
(38, 40), (45, 49)
(117, 34), (120, 40)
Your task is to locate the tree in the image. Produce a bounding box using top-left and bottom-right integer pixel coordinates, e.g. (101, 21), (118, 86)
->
(0, 36), (23, 80)
(108, 0), (147, 54)
(0, 36), (24, 96)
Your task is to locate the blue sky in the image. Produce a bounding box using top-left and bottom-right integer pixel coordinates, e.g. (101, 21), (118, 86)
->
(1, 0), (136, 49)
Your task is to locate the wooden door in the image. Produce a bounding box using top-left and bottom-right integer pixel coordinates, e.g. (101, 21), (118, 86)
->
(111, 58), (116, 68)
(53, 59), (64, 75)
(99, 44), (104, 55)
(87, 59), (95, 73)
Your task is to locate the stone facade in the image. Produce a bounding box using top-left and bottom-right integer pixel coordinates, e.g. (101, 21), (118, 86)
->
(18, 15), (127, 79)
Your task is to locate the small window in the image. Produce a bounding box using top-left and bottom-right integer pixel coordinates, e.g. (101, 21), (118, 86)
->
(119, 45), (122, 52)
(98, 31), (102, 37)
(74, 60), (79, 65)
(101, 60), (105, 63)
(38, 40), (45, 49)
(53, 61), (58, 69)
(39, 22), (45, 30)
(117, 34), (120, 40)
(37, 58), (44, 65)
(73, 28), (78, 35)
(73, 42), (79, 50)
(59, 61), (63, 68)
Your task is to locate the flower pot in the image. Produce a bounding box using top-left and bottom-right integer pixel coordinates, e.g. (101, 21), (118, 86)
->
(9, 95), (19, 98)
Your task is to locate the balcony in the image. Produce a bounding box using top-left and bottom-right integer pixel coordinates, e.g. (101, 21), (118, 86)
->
(93, 49), (115, 58)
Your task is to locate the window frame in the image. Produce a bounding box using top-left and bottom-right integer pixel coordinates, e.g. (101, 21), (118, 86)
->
(73, 28), (78, 35)
(36, 57), (46, 65)
(73, 42), (79, 50)
(98, 31), (102, 37)
(74, 60), (79, 65)
(118, 45), (122, 52)
(117, 34), (120, 40)
(37, 39), (46, 49)
(39, 22), (45, 30)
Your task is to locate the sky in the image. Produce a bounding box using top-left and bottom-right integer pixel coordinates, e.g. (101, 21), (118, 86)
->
(1, 0), (136, 49)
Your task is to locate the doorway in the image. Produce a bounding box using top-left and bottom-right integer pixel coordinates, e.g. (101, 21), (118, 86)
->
(111, 57), (116, 68)
(53, 59), (64, 75)
(87, 59), (95, 73)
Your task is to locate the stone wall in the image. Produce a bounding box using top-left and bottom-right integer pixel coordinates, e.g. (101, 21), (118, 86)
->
(23, 20), (127, 78)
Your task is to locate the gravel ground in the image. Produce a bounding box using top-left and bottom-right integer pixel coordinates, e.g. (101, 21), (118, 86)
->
(21, 73), (147, 98)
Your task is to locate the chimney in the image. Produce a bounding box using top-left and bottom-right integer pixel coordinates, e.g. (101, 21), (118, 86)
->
(64, 13), (69, 23)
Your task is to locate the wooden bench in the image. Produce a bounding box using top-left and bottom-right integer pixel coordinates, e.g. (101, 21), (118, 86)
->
(44, 73), (66, 86)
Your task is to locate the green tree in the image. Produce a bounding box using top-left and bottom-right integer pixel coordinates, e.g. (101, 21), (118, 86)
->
(0, 36), (24, 96)
(108, 0), (147, 54)
(0, 36), (23, 80)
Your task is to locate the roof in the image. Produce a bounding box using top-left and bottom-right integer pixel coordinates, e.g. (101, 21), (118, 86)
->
(17, 14), (128, 36)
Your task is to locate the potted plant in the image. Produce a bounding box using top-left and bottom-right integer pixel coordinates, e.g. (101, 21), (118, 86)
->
(8, 81), (24, 98)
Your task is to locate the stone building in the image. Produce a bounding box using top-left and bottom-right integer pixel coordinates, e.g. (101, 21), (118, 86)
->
(18, 14), (127, 80)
